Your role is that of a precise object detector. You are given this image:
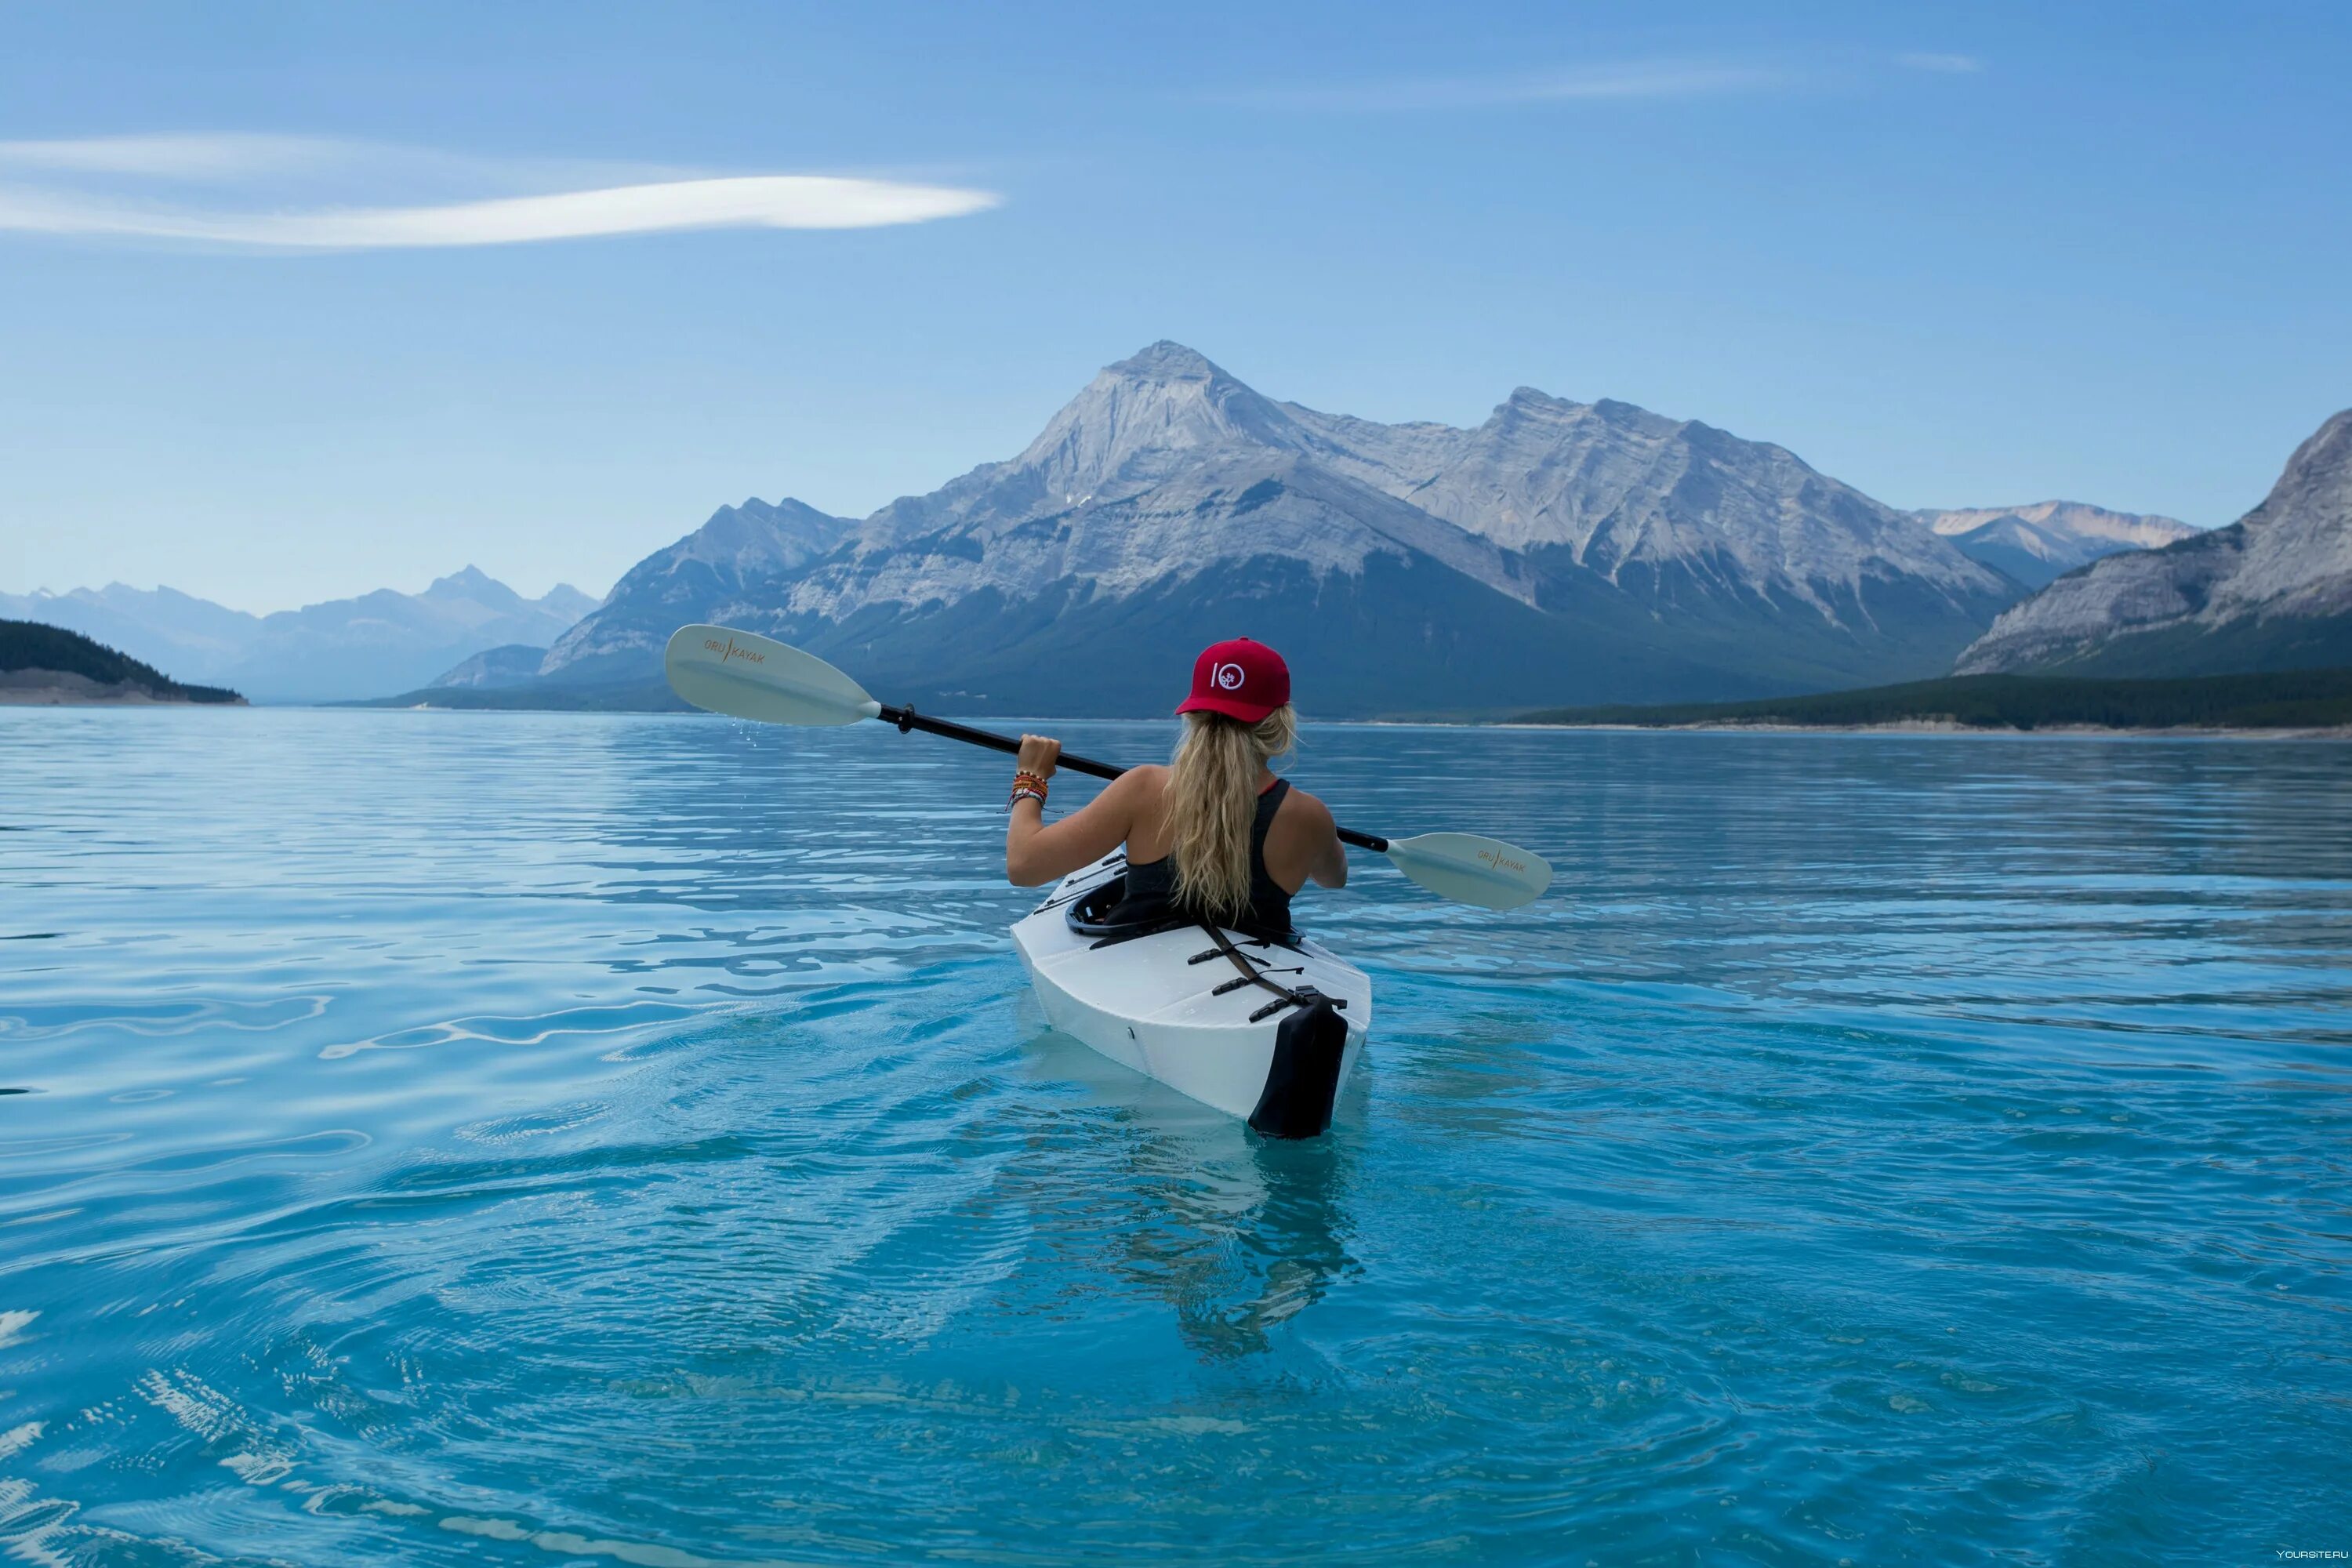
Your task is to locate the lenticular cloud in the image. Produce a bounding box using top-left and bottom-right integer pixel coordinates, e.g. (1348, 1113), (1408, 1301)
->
(0, 135), (1000, 250)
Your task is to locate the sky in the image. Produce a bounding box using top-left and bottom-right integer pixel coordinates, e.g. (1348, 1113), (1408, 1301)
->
(2, 2), (2347, 613)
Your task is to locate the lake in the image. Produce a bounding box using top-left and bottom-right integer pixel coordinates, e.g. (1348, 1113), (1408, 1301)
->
(3, 709), (2349, 1564)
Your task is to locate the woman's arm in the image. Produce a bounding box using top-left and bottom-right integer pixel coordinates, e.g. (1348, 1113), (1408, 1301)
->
(1004, 735), (1140, 887)
(1296, 790), (1348, 889)
(1261, 787), (1348, 894)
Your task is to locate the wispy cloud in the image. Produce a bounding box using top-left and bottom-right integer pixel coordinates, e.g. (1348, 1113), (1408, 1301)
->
(0, 133), (680, 190)
(1220, 60), (1782, 113)
(1896, 53), (1984, 74)
(0, 132), (350, 177)
(0, 176), (1000, 248)
(1221, 49), (1988, 113)
(0, 134), (1000, 250)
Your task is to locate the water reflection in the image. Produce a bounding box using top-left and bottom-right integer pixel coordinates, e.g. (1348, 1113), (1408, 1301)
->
(1016, 1027), (1361, 1358)
(1135, 1127), (1359, 1362)
(1189, 1134), (1359, 1358)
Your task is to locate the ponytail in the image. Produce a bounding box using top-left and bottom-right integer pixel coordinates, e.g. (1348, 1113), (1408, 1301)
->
(1167, 704), (1298, 920)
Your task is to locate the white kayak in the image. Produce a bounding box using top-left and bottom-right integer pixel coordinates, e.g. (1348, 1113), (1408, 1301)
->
(1011, 852), (1372, 1137)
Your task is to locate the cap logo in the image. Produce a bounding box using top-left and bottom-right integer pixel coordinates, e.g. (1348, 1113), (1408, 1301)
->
(1213, 662), (1246, 691)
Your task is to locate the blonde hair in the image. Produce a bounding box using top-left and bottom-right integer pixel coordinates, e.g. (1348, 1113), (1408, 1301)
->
(1167, 705), (1298, 920)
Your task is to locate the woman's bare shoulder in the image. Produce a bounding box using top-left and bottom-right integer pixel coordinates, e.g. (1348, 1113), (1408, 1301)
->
(1276, 782), (1335, 826)
(1098, 764), (1169, 813)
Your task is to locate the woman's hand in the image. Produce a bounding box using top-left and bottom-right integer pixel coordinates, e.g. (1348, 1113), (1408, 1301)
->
(1016, 734), (1062, 779)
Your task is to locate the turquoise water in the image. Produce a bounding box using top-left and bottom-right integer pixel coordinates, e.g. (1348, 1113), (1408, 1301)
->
(4, 709), (2350, 1565)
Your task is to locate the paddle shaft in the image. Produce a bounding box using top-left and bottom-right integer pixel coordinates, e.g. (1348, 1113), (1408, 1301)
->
(873, 703), (1390, 853)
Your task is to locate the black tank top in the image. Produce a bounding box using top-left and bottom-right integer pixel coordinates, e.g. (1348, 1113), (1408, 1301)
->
(1109, 778), (1296, 935)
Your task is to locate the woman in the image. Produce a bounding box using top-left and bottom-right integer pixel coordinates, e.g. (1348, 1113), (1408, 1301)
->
(1004, 637), (1346, 935)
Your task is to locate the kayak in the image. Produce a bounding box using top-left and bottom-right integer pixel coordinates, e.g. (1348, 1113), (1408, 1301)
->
(1011, 851), (1372, 1137)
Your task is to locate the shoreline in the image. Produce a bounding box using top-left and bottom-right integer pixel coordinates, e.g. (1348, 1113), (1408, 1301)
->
(1497, 718), (2352, 739)
(11, 702), (2346, 738)
(0, 675), (245, 706)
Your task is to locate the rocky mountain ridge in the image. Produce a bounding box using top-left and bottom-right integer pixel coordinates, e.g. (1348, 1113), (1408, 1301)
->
(1955, 410), (2352, 676)
(539, 498), (852, 685)
(528, 343), (2027, 715)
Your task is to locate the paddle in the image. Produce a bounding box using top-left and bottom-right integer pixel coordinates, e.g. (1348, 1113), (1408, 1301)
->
(663, 624), (1553, 910)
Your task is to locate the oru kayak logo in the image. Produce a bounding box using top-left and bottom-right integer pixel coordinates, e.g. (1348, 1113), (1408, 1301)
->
(1477, 845), (1529, 876)
(704, 636), (765, 666)
(1214, 662), (1247, 691)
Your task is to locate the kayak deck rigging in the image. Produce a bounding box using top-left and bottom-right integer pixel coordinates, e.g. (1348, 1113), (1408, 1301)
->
(1011, 853), (1370, 1135)
(1051, 862), (1343, 1024)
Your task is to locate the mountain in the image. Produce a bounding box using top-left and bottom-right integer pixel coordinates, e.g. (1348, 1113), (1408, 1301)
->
(527, 343), (2020, 716)
(1955, 410), (2352, 677)
(0, 584), (261, 681)
(1, 619), (242, 705)
(535, 583), (601, 622)
(229, 567), (597, 703)
(0, 569), (601, 703)
(1914, 502), (2199, 590)
(538, 498), (856, 685)
(428, 643), (550, 690)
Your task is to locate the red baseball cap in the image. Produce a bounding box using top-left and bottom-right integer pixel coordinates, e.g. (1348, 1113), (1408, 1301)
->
(1176, 637), (1290, 724)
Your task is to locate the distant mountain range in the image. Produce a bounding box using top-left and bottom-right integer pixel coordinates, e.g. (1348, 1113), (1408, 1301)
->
(495, 342), (2160, 717)
(1957, 409), (2352, 677)
(20, 346), (2263, 715)
(1913, 502), (2198, 590)
(0, 569), (600, 703)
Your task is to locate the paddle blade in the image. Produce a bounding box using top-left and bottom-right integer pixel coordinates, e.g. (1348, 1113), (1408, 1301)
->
(662, 625), (883, 727)
(1381, 832), (1552, 910)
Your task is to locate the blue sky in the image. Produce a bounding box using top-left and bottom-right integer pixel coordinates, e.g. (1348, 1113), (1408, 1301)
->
(2, 2), (2347, 612)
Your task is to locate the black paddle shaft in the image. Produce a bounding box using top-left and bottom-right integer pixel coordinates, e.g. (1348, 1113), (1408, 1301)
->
(873, 703), (1388, 853)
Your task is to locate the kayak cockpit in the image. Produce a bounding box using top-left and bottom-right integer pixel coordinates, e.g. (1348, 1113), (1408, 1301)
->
(1061, 866), (1304, 954)
(1014, 853), (1367, 1137)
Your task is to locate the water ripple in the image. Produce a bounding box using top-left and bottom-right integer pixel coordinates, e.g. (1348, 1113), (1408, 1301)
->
(0, 712), (2347, 1563)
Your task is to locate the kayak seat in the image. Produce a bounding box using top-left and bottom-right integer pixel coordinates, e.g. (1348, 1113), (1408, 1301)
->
(1062, 872), (1133, 934)
(1067, 873), (1300, 949)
